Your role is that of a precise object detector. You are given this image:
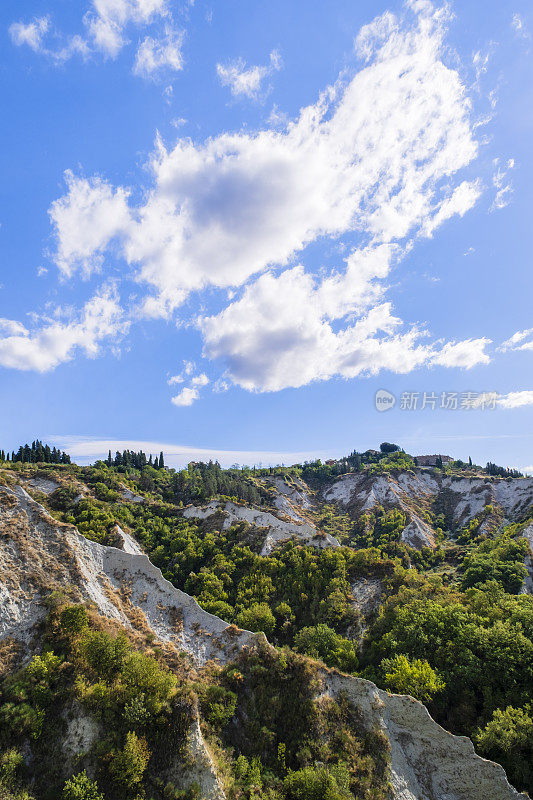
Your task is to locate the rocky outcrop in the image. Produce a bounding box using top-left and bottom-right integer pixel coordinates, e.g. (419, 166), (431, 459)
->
(323, 470), (533, 549)
(270, 476), (314, 522)
(0, 485), (528, 800)
(325, 672), (528, 800)
(182, 499), (340, 555)
(0, 485), (258, 663)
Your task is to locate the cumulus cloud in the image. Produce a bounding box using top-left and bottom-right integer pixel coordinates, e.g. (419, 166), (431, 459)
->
(84, 0), (169, 57)
(431, 338), (491, 369)
(200, 265), (490, 391)
(45, 1), (488, 390)
(0, 286), (128, 372)
(216, 50), (282, 99)
(9, 16), (50, 51)
(49, 171), (132, 278)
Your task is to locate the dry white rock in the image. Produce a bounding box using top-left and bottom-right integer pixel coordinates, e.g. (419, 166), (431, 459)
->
(182, 499), (340, 555)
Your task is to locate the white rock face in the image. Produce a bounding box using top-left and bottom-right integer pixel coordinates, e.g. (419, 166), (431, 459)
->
(350, 577), (383, 616)
(325, 672), (528, 800)
(324, 470), (533, 549)
(119, 484), (145, 503)
(0, 485), (528, 800)
(0, 486), (259, 665)
(182, 499), (340, 555)
(270, 477), (313, 522)
(24, 477), (60, 495)
(112, 523), (144, 556)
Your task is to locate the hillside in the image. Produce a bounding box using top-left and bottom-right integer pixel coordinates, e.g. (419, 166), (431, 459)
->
(0, 451), (532, 800)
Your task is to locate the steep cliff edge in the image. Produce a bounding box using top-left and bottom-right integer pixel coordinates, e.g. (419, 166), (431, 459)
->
(0, 484), (528, 800)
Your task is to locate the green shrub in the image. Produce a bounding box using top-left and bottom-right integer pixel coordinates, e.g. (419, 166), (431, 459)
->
(236, 603), (276, 636)
(62, 772), (104, 800)
(474, 705), (533, 793)
(60, 606), (88, 637)
(197, 685), (237, 729)
(283, 765), (352, 800)
(380, 654), (445, 702)
(109, 731), (150, 793)
(293, 625), (358, 673)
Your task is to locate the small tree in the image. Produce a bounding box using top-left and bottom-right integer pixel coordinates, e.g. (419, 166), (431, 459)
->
(62, 771), (104, 800)
(109, 731), (150, 792)
(474, 705), (533, 792)
(59, 605), (88, 637)
(381, 654), (445, 702)
(236, 603), (276, 636)
(380, 442), (400, 454)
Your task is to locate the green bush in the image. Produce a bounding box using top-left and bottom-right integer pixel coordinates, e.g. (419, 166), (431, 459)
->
(109, 731), (150, 793)
(236, 603), (276, 636)
(283, 765), (352, 800)
(380, 654), (445, 702)
(62, 772), (104, 800)
(293, 625), (358, 673)
(59, 606), (88, 637)
(474, 705), (533, 793)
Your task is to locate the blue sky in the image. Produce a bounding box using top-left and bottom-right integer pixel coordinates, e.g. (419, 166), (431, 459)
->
(0, 0), (532, 470)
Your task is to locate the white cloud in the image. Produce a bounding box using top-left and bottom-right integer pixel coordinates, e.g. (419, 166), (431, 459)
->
(85, 0), (169, 57)
(499, 390), (533, 409)
(49, 170), (131, 278)
(133, 25), (184, 77)
(431, 338), (491, 369)
(511, 13), (529, 39)
(498, 327), (533, 353)
(0, 286), (127, 372)
(9, 16), (50, 51)
(216, 50), (282, 99)
(53, 3), (479, 306)
(171, 372), (209, 406)
(168, 359), (195, 385)
(470, 390), (533, 410)
(45, 2), (489, 391)
(9, 16), (90, 63)
(9, 0), (174, 71)
(200, 263), (490, 391)
(50, 435), (328, 468)
(490, 157), (514, 211)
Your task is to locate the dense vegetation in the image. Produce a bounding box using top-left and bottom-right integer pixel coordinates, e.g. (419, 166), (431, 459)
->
(0, 604), (391, 800)
(0, 449), (532, 796)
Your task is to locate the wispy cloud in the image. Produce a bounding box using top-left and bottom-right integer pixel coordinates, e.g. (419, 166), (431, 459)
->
(490, 157), (515, 211)
(511, 12), (530, 39)
(50, 436), (328, 468)
(216, 50), (282, 99)
(9, 0), (183, 77)
(498, 328), (533, 353)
